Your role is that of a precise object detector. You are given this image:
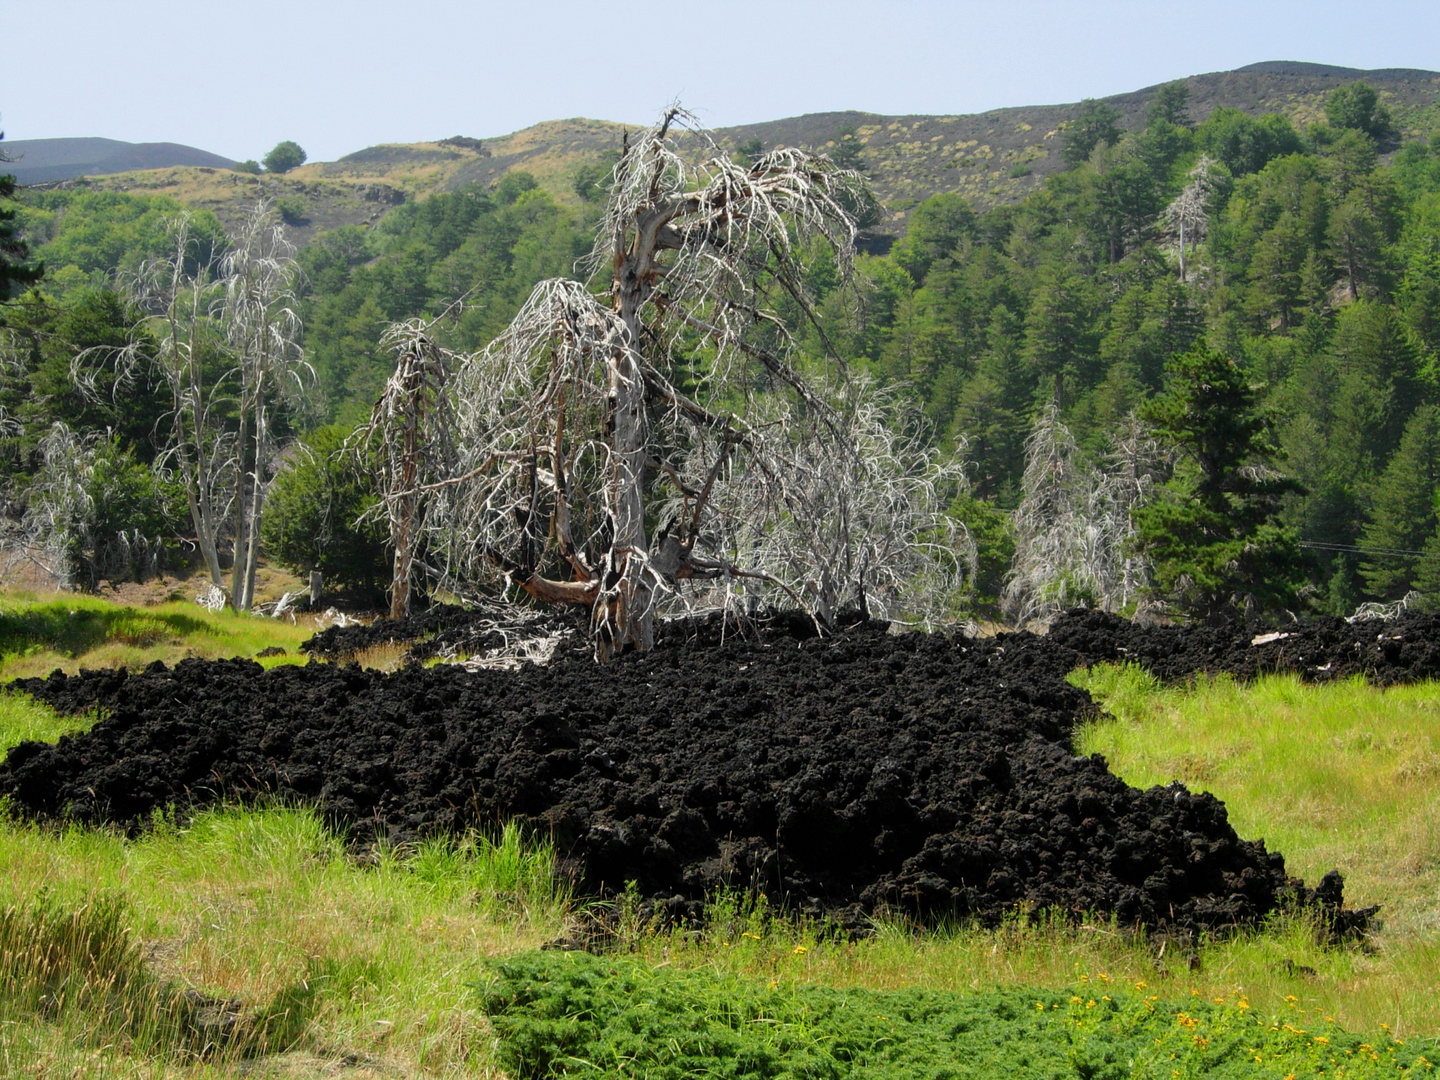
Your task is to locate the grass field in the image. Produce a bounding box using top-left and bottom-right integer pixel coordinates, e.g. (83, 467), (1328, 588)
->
(1073, 664), (1440, 937)
(0, 590), (321, 680)
(1, 592), (1438, 1075)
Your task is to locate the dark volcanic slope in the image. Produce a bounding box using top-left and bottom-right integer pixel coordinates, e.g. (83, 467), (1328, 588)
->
(6, 137), (236, 185)
(0, 616), (1371, 933)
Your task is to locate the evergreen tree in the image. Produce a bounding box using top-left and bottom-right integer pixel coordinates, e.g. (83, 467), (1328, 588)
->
(890, 193), (976, 281)
(1096, 277), (1203, 403)
(1359, 404), (1440, 598)
(262, 140), (307, 174)
(1197, 108), (1302, 176)
(1396, 193), (1440, 354)
(952, 307), (1030, 500)
(1133, 348), (1307, 619)
(1327, 300), (1422, 478)
(1023, 261), (1092, 407)
(1146, 81), (1191, 129)
(0, 132), (43, 301)
(261, 423), (389, 597)
(1325, 82), (1394, 143)
(1088, 152), (1164, 263)
(1062, 100), (1122, 168)
(2, 289), (166, 464)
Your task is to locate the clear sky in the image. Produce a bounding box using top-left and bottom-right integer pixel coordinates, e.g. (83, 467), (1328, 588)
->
(4, 0), (1439, 163)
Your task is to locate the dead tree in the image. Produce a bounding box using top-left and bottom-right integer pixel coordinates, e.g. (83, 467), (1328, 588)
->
(1002, 405), (1163, 625)
(4, 422), (92, 588)
(684, 379), (973, 629)
(222, 203), (309, 611)
(355, 320), (458, 619)
(413, 108), (965, 655)
(72, 204), (308, 609)
(1104, 412), (1168, 611)
(6, 423), (162, 589)
(89, 212), (235, 591)
(1164, 155), (1217, 283)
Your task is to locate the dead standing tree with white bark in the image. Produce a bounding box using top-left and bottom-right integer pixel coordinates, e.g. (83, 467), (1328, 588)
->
(355, 320), (459, 619)
(88, 212), (234, 591)
(71, 204), (309, 609)
(410, 108), (967, 656)
(6, 422), (163, 589)
(685, 380), (973, 629)
(1164, 155), (1218, 283)
(1002, 405), (1165, 625)
(222, 203), (309, 612)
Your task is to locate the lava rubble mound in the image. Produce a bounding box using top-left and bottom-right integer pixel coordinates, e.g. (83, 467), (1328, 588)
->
(1, 610), (1396, 933)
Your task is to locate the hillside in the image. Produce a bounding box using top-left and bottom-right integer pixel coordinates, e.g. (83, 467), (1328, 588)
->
(2, 137), (235, 185)
(21, 62), (1440, 241)
(24, 166), (411, 247)
(286, 61), (1440, 224)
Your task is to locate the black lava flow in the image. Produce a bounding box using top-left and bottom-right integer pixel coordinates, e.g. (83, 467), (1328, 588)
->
(299, 604), (479, 660)
(5, 607), (1421, 935)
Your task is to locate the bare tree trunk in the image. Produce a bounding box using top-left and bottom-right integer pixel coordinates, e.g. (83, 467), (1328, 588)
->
(220, 204), (308, 612)
(1178, 218), (1187, 283)
(605, 241), (657, 656)
(230, 402), (250, 608)
(173, 403), (224, 589)
(360, 327), (464, 620)
(240, 381), (267, 610)
(168, 271), (226, 591)
(390, 399), (420, 620)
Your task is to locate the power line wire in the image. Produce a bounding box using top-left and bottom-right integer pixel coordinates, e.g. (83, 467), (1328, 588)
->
(1300, 540), (1432, 558)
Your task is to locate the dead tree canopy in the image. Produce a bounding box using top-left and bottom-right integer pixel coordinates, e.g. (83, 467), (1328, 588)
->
(355, 320), (458, 620)
(67, 203), (309, 610)
(393, 108), (969, 657)
(1003, 405), (1166, 626)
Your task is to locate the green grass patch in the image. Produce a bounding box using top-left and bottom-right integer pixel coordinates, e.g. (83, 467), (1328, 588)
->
(0, 589), (317, 679)
(1072, 666), (1440, 934)
(479, 950), (1437, 1079)
(0, 805), (572, 1074)
(0, 686), (90, 751)
(0, 890), (319, 1063)
(598, 898), (1440, 1043)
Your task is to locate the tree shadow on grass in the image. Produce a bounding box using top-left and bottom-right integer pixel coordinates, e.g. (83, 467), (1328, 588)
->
(0, 602), (214, 659)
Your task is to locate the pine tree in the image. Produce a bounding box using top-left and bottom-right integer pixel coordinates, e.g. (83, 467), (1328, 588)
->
(1023, 261), (1090, 408)
(1359, 404), (1440, 598)
(1133, 348), (1307, 619)
(0, 132), (43, 301)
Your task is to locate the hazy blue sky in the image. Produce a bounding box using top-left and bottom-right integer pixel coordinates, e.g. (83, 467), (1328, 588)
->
(4, 0), (1439, 163)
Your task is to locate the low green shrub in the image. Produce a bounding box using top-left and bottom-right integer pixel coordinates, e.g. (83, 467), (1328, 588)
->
(479, 951), (1435, 1079)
